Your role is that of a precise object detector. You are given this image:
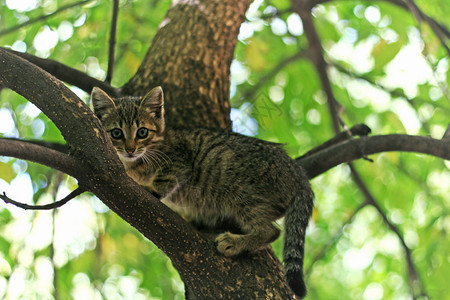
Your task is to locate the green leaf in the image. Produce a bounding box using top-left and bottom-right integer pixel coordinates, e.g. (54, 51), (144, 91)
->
(371, 39), (403, 74)
(0, 209), (12, 226)
(0, 162), (15, 183)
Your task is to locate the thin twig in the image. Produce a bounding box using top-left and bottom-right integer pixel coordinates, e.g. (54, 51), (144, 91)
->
(238, 49), (307, 105)
(348, 163), (427, 299)
(330, 61), (443, 107)
(0, 0), (94, 37)
(291, 0), (342, 132)
(330, 61), (441, 135)
(404, 0), (450, 55)
(258, 8), (293, 20)
(443, 125), (450, 140)
(0, 187), (85, 210)
(106, 0), (120, 84)
(305, 202), (368, 276)
(402, 0), (450, 101)
(311, 0), (450, 52)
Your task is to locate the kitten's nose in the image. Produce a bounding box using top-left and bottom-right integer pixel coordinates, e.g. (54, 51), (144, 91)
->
(126, 148), (136, 154)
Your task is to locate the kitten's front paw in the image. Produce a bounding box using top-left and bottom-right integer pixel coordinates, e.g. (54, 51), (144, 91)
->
(215, 232), (243, 257)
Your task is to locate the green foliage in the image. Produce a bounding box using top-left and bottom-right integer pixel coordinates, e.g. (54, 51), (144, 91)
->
(0, 0), (449, 299)
(234, 1), (449, 299)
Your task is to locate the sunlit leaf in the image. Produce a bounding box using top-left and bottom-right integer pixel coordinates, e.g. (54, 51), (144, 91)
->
(0, 162), (14, 183)
(371, 39), (403, 75)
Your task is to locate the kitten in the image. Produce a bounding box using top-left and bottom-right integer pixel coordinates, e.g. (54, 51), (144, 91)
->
(91, 86), (314, 298)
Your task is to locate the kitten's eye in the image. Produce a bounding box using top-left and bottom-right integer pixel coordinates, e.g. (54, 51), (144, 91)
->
(136, 127), (149, 139)
(110, 128), (123, 139)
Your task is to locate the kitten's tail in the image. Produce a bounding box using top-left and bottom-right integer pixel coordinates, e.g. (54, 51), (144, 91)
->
(283, 171), (314, 298)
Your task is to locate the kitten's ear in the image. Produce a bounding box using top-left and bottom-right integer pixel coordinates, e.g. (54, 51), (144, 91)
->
(141, 86), (164, 117)
(91, 87), (117, 120)
(141, 86), (165, 132)
(141, 86), (164, 108)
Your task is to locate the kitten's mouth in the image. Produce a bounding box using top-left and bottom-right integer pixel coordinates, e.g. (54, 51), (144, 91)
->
(119, 152), (142, 161)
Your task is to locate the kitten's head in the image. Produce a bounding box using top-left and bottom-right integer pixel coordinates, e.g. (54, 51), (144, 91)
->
(91, 86), (165, 163)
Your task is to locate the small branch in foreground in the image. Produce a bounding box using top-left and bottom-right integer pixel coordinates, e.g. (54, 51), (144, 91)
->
(258, 8), (293, 20)
(0, 187), (85, 210)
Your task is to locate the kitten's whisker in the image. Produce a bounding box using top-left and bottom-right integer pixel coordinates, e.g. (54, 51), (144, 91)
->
(143, 151), (158, 170)
(142, 150), (166, 171)
(151, 149), (172, 165)
(142, 148), (172, 171)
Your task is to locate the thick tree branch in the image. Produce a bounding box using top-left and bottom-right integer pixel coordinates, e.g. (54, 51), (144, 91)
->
(0, 187), (85, 210)
(240, 49), (307, 103)
(0, 138), (84, 178)
(0, 48), (120, 97)
(297, 134), (450, 179)
(0, 47), (235, 298)
(1, 138), (68, 153)
(0, 48), (121, 171)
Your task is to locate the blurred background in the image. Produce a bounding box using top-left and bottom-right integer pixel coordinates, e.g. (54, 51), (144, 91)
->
(0, 0), (449, 299)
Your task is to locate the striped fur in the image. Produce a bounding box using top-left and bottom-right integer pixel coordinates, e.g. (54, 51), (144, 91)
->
(91, 87), (314, 298)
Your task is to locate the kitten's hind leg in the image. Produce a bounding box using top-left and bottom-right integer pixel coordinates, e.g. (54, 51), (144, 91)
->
(215, 221), (280, 257)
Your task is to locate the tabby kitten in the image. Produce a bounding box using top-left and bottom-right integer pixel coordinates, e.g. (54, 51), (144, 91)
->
(91, 86), (314, 298)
